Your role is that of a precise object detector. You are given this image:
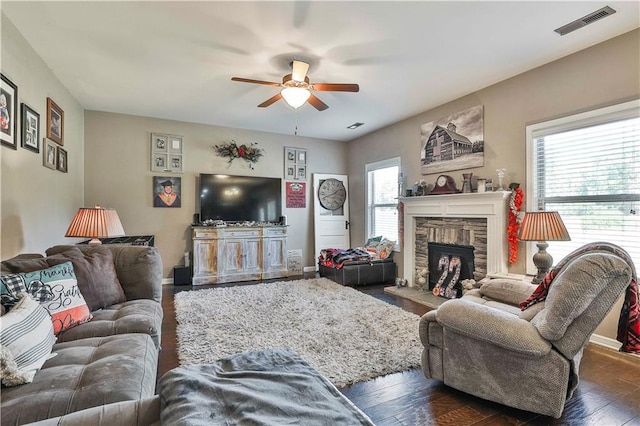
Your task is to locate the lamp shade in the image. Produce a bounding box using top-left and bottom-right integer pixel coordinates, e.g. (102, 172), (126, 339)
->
(281, 87), (311, 109)
(519, 211), (571, 242)
(65, 206), (125, 243)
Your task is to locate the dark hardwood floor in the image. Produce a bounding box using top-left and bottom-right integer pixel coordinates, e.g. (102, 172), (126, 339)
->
(158, 278), (640, 425)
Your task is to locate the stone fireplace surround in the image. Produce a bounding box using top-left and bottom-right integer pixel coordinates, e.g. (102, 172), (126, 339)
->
(400, 191), (511, 287)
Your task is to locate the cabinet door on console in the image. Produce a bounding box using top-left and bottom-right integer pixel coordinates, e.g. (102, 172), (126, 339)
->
(263, 236), (287, 278)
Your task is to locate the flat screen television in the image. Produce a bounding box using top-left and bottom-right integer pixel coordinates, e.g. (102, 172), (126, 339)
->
(199, 174), (282, 223)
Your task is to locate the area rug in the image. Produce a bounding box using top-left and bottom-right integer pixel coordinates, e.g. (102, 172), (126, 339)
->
(174, 277), (422, 387)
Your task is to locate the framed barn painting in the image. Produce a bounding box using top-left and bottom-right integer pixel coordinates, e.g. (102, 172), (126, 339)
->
(420, 105), (484, 175)
(1, 73), (18, 149)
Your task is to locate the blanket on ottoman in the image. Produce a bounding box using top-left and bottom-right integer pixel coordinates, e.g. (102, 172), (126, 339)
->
(159, 348), (374, 425)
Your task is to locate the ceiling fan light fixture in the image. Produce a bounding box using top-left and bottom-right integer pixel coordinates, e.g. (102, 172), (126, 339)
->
(281, 87), (311, 109)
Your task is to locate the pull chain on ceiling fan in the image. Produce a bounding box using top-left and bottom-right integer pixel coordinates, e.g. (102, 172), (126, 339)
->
(232, 60), (359, 111)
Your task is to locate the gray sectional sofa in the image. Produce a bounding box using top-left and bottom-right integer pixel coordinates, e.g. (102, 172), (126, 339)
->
(1, 245), (163, 425)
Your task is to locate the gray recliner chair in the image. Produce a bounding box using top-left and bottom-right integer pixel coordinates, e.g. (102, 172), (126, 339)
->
(419, 244), (634, 418)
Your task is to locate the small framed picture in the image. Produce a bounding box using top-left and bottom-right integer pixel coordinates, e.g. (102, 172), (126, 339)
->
(56, 146), (68, 173)
(46, 97), (64, 145)
(169, 154), (184, 173)
(297, 165), (307, 180)
(43, 138), (57, 170)
(152, 153), (169, 172)
(297, 150), (306, 164)
(21, 103), (40, 153)
(1, 73), (18, 149)
(152, 134), (167, 152)
(286, 166), (295, 179)
(286, 147), (296, 163)
(169, 136), (183, 153)
(153, 176), (181, 208)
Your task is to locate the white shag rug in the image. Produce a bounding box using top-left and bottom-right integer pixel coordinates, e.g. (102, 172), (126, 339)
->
(174, 278), (423, 387)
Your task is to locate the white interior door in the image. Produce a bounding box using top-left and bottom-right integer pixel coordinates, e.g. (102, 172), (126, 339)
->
(313, 174), (350, 270)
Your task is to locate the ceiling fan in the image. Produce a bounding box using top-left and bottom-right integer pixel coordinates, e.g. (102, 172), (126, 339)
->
(231, 60), (359, 111)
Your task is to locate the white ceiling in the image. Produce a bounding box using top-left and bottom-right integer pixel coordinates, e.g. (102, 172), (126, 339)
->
(2, 1), (639, 142)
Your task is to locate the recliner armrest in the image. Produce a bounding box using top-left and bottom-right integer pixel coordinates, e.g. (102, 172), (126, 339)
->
(436, 299), (551, 357)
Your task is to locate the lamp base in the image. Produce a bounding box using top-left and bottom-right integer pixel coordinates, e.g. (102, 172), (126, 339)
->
(531, 241), (553, 285)
(87, 238), (103, 245)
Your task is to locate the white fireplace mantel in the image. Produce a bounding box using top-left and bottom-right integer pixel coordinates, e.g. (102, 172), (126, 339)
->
(401, 191), (511, 286)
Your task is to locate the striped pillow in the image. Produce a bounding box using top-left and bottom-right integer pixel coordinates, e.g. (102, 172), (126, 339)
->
(0, 262), (93, 335)
(0, 293), (56, 385)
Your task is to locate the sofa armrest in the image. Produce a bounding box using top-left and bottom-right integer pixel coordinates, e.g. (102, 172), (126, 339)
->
(436, 298), (551, 356)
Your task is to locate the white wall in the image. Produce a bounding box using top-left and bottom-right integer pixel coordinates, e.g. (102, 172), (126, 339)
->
(1, 13), (85, 258)
(84, 111), (348, 278)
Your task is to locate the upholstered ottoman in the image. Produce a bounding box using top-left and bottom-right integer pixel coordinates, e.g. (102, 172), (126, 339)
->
(0, 334), (158, 425)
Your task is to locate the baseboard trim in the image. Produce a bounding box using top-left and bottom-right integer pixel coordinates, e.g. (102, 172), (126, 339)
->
(589, 333), (622, 351)
(303, 266), (316, 273)
(162, 278), (173, 286)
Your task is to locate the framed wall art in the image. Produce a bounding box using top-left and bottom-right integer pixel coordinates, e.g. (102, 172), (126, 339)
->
(420, 104), (484, 175)
(151, 132), (183, 173)
(46, 97), (64, 145)
(56, 146), (68, 173)
(284, 147), (307, 181)
(21, 103), (40, 153)
(43, 138), (57, 170)
(153, 176), (181, 208)
(1, 73), (18, 149)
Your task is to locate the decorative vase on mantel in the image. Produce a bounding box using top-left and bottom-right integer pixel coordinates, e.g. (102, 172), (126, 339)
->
(462, 173), (473, 193)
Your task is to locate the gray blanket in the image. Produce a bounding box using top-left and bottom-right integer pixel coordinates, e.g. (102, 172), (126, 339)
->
(159, 348), (375, 425)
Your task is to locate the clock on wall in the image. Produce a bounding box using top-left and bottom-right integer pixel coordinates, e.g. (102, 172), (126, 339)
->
(429, 174), (460, 195)
(318, 178), (347, 210)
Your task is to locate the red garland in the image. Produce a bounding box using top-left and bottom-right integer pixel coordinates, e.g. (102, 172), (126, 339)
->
(508, 187), (524, 264)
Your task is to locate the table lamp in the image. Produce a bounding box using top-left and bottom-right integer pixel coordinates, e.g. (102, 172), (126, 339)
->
(519, 211), (571, 284)
(65, 205), (125, 245)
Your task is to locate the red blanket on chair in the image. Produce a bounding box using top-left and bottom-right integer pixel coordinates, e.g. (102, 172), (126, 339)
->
(519, 242), (640, 355)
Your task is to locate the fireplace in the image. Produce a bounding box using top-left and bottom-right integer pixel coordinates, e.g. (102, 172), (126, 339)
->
(428, 243), (475, 297)
(401, 191), (511, 287)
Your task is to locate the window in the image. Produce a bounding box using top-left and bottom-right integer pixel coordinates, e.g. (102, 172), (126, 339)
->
(526, 100), (640, 272)
(366, 157), (400, 246)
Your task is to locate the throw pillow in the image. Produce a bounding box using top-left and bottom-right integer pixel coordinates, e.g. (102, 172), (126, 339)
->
(2, 247), (126, 311)
(364, 236), (383, 248)
(1, 262), (93, 335)
(45, 247), (126, 311)
(376, 239), (396, 260)
(0, 293), (56, 385)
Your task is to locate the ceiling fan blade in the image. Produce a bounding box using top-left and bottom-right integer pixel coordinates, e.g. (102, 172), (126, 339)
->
(291, 60), (309, 82)
(311, 83), (359, 92)
(307, 94), (328, 111)
(257, 93), (282, 108)
(232, 77), (281, 87)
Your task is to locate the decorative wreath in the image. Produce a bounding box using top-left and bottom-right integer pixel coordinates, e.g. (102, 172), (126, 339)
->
(508, 184), (524, 264)
(213, 140), (264, 169)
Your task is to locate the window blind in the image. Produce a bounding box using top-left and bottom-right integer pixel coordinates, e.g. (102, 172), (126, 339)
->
(529, 104), (640, 268)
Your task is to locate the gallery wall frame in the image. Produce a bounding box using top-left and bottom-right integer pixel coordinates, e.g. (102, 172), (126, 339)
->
(151, 132), (184, 173)
(56, 146), (68, 173)
(43, 138), (57, 170)
(1, 73), (18, 149)
(46, 97), (64, 146)
(284, 146), (307, 181)
(21, 103), (40, 153)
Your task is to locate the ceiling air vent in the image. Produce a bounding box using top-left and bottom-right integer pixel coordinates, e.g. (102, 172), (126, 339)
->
(347, 122), (364, 130)
(554, 6), (616, 36)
